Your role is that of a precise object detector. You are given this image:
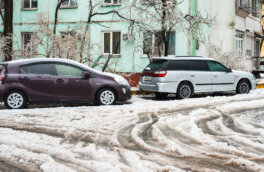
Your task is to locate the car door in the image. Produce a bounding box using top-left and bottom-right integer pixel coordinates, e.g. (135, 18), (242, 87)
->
(207, 60), (235, 91)
(190, 60), (213, 92)
(53, 63), (93, 101)
(19, 63), (56, 102)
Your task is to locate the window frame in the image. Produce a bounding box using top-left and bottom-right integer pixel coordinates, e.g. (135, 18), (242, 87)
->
(101, 0), (121, 6)
(21, 32), (38, 56)
(235, 30), (245, 56)
(22, 0), (38, 10)
(141, 31), (176, 57)
(60, 0), (78, 9)
(102, 31), (121, 56)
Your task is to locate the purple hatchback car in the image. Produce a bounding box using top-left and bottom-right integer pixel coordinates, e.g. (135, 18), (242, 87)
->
(0, 58), (131, 109)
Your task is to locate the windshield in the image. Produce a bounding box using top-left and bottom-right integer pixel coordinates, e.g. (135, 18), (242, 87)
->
(145, 60), (168, 71)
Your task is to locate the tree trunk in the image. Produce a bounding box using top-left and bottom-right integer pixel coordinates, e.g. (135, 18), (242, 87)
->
(3, 0), (13, 62)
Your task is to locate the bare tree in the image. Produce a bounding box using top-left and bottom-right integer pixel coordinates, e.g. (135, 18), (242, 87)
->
(118, 0), (209, 59)
(3, 0), (13, 61)
(208, 44), (244, 70)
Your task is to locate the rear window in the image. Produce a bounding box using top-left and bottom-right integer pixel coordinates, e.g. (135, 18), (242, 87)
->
(145, 60), (168, 71)
(20, 63), (52, 75)
(167, 60), (210, 71)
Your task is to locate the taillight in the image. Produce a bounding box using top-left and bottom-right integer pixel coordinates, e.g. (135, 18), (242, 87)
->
(0, 73), (5, 84)
(152, 71), (167, 77)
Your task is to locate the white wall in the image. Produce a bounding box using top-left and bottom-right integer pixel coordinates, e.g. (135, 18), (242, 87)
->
(209, 0), (235, 53)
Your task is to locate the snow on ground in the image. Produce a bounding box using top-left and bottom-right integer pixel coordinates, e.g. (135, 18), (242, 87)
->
(1, 90), (264, 171)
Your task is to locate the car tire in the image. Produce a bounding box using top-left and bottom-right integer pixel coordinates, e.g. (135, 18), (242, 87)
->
(4, 90), (27, 109)
(177, 82), (193, 99)
(97, 88), (116, 105)
(236, 80), (250, 94)
(155, 92), (168, 99)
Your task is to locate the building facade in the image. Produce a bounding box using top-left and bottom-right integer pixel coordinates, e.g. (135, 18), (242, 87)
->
(0, 0), (262, 86)
(210, 0), (262, 71)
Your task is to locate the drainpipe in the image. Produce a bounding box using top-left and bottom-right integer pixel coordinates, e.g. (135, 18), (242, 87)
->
(188, 0), (191, 56)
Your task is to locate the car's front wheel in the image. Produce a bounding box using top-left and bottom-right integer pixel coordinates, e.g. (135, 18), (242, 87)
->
(177, 82), (193, 99)
(236, 80), (250, 94)
(97, 88), (116, 105)
(4, 91), (27, 109)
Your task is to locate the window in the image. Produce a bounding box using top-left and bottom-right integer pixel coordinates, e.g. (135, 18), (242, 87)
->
(55, 64), (84, 77)
(235, 30), (244, 56)
(142, 32), (175, 56)
(102, 0), (121, 6)
(252, 0), (260, 17)
(102, 32), (121, 55)
(190, 60), (210, 71)
(254, 39), (261, 57)
(167, 60), (191, 71)
(145, 60), (168, 71)
(20, 63), (52, 75)
(236, 0), (260, 16)
(22, 33), (38, 56)
(23, 0), (38, 9)
(61, 0), (78, 8)
(0, 1), (4, 9)
(207, 61), (227, 72)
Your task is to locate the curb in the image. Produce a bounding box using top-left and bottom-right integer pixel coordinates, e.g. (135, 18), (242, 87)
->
(257, 84), (264, 89)
(132, 84), (264, 95)
(131, 90), (152, 95)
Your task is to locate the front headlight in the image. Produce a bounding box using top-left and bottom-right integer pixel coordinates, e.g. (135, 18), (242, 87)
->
(114, 76), (130, 86)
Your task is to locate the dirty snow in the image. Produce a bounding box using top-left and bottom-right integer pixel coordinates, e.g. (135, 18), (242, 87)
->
(0, 90), (264, 171)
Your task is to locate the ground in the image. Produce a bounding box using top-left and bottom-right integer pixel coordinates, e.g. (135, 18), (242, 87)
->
(1, 90), (264, 172)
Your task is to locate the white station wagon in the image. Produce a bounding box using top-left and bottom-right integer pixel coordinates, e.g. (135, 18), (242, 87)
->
(139, 56), (257, 99)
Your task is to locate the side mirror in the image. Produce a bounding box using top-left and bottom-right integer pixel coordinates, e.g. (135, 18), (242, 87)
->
(227, 68), (232, 73)
(82, 71), (90, 78)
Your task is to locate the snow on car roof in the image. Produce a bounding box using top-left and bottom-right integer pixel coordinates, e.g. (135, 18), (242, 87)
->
(152, 56), (215, 61)
(5, 58), (101, 73)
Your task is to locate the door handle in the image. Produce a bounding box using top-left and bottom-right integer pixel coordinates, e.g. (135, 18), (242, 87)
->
(191, 75), (195, 77)
(213, 75), (218, 77)
(56, 79), (64, 83)
(21, 76), (29, 80)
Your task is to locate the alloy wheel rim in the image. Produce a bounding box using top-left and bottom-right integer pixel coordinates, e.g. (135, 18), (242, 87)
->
(240, 83), (249, 94)
(100, 90), (115, 105)
(180, 85), (191, 98)
(7, 93), (24, 109)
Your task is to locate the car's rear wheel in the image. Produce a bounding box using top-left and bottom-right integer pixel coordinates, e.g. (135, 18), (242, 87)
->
(236, 80), (250, 94)
(97, 88), (116, 105)
(4, 91), (27, 109)
(155, 92), (168, 99)
(177, 82), (193, 99)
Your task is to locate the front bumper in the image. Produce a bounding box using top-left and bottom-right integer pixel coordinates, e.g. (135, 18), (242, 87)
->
(116, 85), (131, 102)
(0, 85), (5, 101)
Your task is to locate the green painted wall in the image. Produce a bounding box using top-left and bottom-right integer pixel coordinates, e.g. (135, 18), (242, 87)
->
(0, 0), (211, 73)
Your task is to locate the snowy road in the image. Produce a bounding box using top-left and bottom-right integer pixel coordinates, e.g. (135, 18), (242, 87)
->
(1, 90), (264, 172)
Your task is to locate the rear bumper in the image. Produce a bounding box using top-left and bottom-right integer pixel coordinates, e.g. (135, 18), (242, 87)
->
(139, 81), (178, 93)
(116, 85), (131, 102)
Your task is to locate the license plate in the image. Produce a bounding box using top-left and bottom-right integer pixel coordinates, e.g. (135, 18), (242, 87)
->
(144, 76), (152, 82)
